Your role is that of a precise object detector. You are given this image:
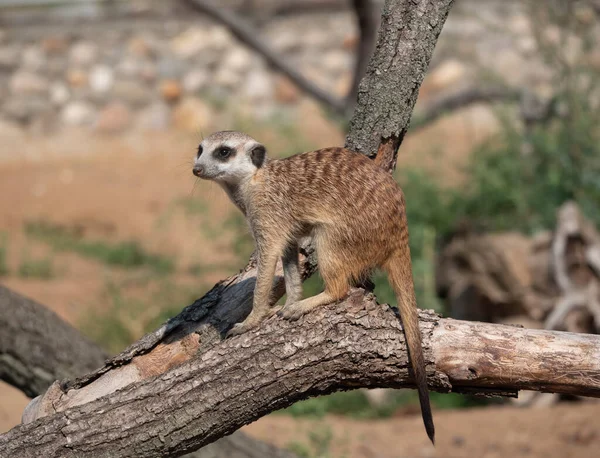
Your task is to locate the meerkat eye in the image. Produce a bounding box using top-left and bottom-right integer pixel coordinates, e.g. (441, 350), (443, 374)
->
(197, 145), (203, 158)
(215, 146), (233, 160)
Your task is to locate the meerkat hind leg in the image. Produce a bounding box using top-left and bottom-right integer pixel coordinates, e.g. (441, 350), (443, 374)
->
(282, 241), (303, 306)
(279, 239), (350, 320)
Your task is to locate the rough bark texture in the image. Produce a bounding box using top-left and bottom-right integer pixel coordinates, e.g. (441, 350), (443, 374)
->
(0, 286), (294, 458)
(346, 0), (455, 158)
(2, 293), (600, 457)
(0, 285), (107, 398)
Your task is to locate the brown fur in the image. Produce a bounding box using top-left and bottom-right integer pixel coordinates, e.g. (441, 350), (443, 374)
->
(195, 135), (434, 444)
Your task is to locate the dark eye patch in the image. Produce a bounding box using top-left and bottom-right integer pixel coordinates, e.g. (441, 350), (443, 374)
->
(197, 145), (203, 158)
(213, 146), (234, 161)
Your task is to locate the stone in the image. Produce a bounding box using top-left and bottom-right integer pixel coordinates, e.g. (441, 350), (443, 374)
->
(172, 97), (211, 133)
(139, 62), (157, 83)
(127, 36), (155, 57)
(69, 42), (98, 67)
(322, 50), (351, 75)
(112, 80), (149, 107)
(156, 56), (186, 79)
(170, 27), (204, 59)
(89, 65), (114, 93)
(342, 34), (358, 50)
(67, 69), (88, 88)
(22, 45), (46, 71)
(214, 64), (240, 88)
(223, 47), (253, 73)
(50, 82), (70, 106)
(10, 71), (49, 95)
(0, 45), (20, 70)
(41, 36), (69, 54)
(61, 101), (97, 126)
(183, 69), (209, 94)
(159, 79), (182, 103)
(243, 69), (272, 101)
(274, 75), (300, 104)
(3, 97), (49, 124)
(426, 59), (469, 92)
(95, 101), (132, 133)
(333, 72), (352, 98)
(136, 101), (171, 130)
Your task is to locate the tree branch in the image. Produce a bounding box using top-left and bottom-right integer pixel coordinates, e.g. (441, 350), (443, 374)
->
(182, 0), (348, 114)
(0, 286), (295, 458)
(2, 293), (599, 457)
(0, 285), (107, 398)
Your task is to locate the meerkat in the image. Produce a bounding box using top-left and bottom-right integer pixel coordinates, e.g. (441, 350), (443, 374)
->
(193, 131), (434, 444)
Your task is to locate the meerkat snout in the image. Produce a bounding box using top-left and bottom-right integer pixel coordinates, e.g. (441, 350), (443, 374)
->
(192, 165), (204, 178)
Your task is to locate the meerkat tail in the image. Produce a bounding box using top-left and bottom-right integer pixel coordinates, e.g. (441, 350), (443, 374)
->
(384, 244), (435, 445)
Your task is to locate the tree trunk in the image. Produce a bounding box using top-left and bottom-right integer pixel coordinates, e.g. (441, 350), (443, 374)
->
(2, 294), (600, 457)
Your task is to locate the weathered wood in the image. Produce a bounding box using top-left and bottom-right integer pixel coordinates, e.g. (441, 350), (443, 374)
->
(0, 285), (107, 398)
(2, 293), (600, 457)
(0, 286), (295, 458)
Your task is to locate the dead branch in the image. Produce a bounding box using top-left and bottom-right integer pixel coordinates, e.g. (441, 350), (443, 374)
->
(0, 286), (295, 458)
(182, 0), (378, 115)
(411, 86), (520, 130)
(2, 295), (600, 457)
(0, 285), (107, 398)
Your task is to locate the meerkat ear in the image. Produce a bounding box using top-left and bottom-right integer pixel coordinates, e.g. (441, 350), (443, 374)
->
(250, 144), (266, 168)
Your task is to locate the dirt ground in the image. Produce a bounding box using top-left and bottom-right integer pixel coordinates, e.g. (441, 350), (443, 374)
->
(2, 108), (596, 457)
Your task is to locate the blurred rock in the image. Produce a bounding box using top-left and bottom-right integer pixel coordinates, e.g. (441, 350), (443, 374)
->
(223, 47), (253, 74)
(159, 79), (182, 103)
(61, 101), (96, 126)
(67, 69), (88, 88)
(112, 80), (149, 107)
(136, 101), (171, 131)
(69, 42), (98, 68)
(89, 65), (114, 94)
(243, 69), (273, 102)
(170, 27), (208, 59)
(322, 50), (351, 75)
(172, 97), (211, 133)
(156, 56), (186, 79)
(0, 45), (20, 70)
(274, 76), (300, 104)
(41, 36), (69, 54)
(21, 46), (46, 71)
(3, 97), (49, 124)
(49, 83), (70, 106)
(95, 102), (132, 134)
(10, 72), (49, 95)
(425, 59), (469, 93)
(183, 69), (209, 94)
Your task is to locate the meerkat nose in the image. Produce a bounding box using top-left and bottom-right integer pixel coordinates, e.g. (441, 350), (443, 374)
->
(193, 165), (204, 177)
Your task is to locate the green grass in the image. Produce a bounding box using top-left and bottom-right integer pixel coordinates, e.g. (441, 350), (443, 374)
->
(0, 232), (8, 276)
(278, 389), (489, 420)
(287, 423), (333, 458)
(79, 280), (205, 353)
(18, 249), (54, 279)
(25, 221), (174, 274)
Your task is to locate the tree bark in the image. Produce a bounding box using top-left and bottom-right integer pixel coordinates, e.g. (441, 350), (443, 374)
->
(0, 285), (107, 398)
(0, 286), (294, 458)
(2, 293), (600, 457)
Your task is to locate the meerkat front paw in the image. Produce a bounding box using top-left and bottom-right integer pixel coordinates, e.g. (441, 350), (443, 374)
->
(225, 310), (270, 338)
(277, 303), (308, 321)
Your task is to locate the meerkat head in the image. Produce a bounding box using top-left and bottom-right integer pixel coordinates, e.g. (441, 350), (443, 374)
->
(193, 131), (267, 184)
